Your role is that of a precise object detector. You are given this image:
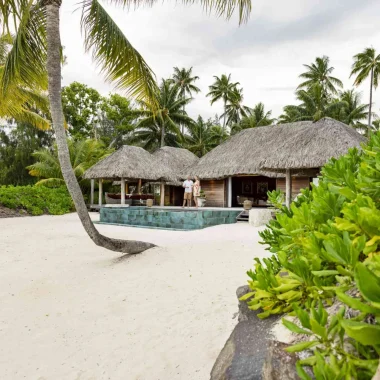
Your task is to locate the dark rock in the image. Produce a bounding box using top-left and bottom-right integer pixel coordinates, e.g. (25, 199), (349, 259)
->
(262, 341), (299, 380)
(210, 311), (280, 380)
(236, 285), (257, 322)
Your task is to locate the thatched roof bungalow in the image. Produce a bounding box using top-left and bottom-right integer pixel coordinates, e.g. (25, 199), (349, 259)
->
(188, 118), (364, 207)
(84, 145), (199, 207)
(84, 145), (180, 206)
(83, 145), (175, 182)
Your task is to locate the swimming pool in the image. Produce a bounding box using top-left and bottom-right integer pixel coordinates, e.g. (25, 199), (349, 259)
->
(99, 206), (241, 230)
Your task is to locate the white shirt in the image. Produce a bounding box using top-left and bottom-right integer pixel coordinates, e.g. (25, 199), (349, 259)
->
(183, 180), (194, 193)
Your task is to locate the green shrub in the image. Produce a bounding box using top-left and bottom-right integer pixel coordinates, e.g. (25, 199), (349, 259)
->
(243, 133), (380, 378)
(0, 185), (74, 215)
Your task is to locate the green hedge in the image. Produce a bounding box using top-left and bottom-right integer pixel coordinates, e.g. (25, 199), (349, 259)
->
(0, 185), (74, 215)
(243, 132), (380, 379)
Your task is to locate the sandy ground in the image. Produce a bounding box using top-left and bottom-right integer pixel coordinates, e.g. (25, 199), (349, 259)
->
(0, 212), (269, 380)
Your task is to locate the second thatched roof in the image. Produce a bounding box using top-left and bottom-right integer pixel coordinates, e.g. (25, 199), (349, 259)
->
(188, 118), (365, 179)
(83, 145), (177, 182)
(153, 146), (199, 184)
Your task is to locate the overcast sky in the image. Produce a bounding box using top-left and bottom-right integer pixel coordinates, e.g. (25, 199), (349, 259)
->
(61, 0), (380, 120)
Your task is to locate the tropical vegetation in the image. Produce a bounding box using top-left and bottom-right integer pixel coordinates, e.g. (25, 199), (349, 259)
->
(0, 185), (74, 215)
(241, 132), (380, 379)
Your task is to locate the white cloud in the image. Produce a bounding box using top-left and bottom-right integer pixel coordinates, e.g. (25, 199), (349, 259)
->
(60, 0), (380, 120)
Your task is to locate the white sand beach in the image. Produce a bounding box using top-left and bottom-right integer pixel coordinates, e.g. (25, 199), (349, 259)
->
(0, 213), (269, 380)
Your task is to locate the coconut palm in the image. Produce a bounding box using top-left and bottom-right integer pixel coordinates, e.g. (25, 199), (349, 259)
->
(207, 74), (239, 131)
(298, 56), (343, 96)
(170, 67), (200, 133)
(280, 84), (346, 122)
(28, 139), (112, 189)
(230, 102), (275, 134)
(278, 106), (304, 124)
(1, 0), (251, 254)
(350, 48), (380, 129)
(0, 33), (50, 130)
(222, 87), (249, 126)
(133, 79), (194, 150)
(331, 89), (370, 128)
(184, 116), (225, 157)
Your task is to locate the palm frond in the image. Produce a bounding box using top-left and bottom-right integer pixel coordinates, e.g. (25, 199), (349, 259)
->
(1, 0), (47, 94)
(81, 0), (159, 107)
(108, 0), (251, 24)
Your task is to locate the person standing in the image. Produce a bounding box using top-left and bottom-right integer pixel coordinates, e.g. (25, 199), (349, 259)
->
(193, 176), (201, 208)
(182, 175), (194, 208)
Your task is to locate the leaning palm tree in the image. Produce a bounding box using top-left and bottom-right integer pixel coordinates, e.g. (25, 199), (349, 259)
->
(298, 56), (343, 96)
(350, 48), (380, 129)
(134, 79), (194, 150)
(171, 66), (200, 133)
(1, 0), (251, 254)
(207, 74), (239, 131)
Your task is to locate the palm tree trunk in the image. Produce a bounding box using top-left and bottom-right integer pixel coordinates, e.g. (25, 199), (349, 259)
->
(223, 98), (227, 132)
(161, 123), (165, 147)
(182, 103), (185, 135)
(45, 1), (154, 254)
(368, 67), (374, 131)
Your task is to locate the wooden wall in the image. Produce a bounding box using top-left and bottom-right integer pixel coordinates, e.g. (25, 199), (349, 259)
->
(201, 180), (226, 207)
(276, 177), (312, 198)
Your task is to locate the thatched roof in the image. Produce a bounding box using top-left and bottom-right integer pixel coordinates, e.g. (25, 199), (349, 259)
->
(188, 118), (365, 179)
(153, 146), (199, 180)
(258, 118), (365, 171)
(83, 145), (177, 181)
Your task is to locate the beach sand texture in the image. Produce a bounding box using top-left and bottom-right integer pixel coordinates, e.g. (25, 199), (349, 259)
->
(0, 212), (269, 380)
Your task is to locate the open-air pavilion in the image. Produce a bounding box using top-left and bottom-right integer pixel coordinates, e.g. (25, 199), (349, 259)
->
(83, 145), (177, 207)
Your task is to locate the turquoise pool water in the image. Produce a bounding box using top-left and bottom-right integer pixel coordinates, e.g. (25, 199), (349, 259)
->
(99, 207), (241, 230)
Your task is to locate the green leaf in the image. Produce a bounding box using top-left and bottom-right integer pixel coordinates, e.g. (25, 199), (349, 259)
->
(355, 263), (380, 307)
(285, 340), (319, 353)
(310, 318), (327, 340)
(296, 362), (313, 380)
(239, 292), (255, 301)
(277, 290), (302, 301)
(351, 359), (379, 372)
(335, 290), (380, 314)
(341, 320), (380, 346)
(311, 270), (339, 277)
(282, 318), (312, 335)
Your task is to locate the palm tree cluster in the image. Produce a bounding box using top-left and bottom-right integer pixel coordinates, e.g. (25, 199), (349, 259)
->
(279, 52), (380, 132)
(132, 69), (275, 156)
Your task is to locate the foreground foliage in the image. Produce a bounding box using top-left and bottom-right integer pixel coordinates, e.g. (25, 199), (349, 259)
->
(242, 133), (380, 378)
(0, 186), (74, 215)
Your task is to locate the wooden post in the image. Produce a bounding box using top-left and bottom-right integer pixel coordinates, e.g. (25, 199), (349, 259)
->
(285, 169), (292, 209)
(138, 179), (142, 194)
(125, 182), (129, 195)
(160, 182), (165, 206)
(120, 178), (126, 205)
(228, 176), (232, 208)
(90, 179), (94, 205)
(98, 179), (103, 206)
